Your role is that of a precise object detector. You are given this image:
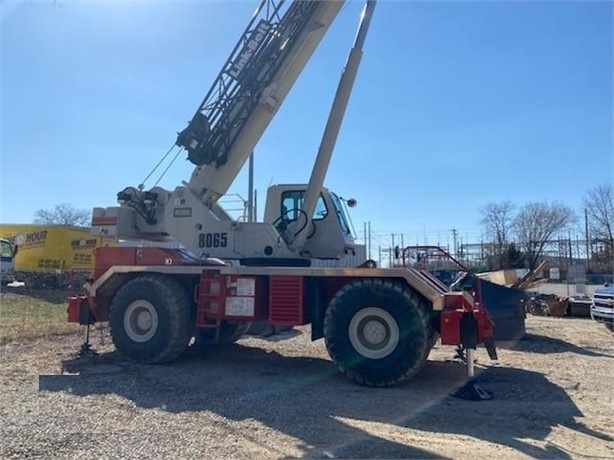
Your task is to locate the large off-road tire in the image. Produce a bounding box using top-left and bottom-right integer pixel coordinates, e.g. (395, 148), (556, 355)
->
(324, 279), (431, 387)
(109, 274), (193, 364)
(192, 321), (252, 348)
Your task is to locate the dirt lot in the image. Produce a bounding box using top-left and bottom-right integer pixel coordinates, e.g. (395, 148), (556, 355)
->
(1, 314), (613, 459)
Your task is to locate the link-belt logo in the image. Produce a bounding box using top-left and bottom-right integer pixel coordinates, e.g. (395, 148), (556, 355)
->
(229, 20), (270, 80)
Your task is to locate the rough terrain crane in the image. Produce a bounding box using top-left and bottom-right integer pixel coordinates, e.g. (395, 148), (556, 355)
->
(70, 0), (497, 394)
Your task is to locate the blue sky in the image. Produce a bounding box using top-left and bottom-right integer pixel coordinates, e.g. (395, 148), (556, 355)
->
(1, 0), (612, 251)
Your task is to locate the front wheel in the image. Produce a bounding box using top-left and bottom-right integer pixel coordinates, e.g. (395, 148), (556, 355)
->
(324, 279), (431, 387)
(109, 274), (193, 363)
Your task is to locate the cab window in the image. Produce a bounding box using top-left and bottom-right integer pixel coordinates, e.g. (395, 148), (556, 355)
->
(281, 191), (328, 221)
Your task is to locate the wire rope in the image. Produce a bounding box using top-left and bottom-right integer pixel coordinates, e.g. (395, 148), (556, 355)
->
(139, 143), (178, 189)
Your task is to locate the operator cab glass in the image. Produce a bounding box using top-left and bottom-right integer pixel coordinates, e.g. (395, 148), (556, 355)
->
(330, 192), (351, 235)
(278, 190), (352, 236)
(280, 190), (328, 221)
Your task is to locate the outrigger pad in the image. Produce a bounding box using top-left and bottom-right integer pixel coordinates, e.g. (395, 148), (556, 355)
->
(451, 379), (493, 401)
(78, 342), (98, 358)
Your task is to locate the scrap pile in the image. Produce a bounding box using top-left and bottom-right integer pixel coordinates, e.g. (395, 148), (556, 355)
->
(477, 261), (569, 317)
(524, 293), (568, 317)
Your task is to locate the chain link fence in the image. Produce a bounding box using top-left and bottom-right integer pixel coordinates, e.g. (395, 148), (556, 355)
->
(2, 270), (91, 303)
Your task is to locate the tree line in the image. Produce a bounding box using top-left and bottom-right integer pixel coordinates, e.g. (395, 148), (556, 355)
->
(480, 183), (613, 273)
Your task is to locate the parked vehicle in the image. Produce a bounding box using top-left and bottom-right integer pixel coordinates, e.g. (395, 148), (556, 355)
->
(590, 284), (614, 331)
(0, 224), (114, 288)
(0, 238), (17, 286)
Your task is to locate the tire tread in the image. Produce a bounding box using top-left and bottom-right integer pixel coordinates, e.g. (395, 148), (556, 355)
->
(324, 279), (432, 387)
(109, 274), (192, 364)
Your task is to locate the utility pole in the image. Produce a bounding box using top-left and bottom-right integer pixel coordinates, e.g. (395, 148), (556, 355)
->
(368, 221), (372, 259)
(585, 208), (591, 270)
(567, 231), (573, 266)
(247, 151), (255, 222)
(452, 228), (458, 257)
(391, 233), (395, 265)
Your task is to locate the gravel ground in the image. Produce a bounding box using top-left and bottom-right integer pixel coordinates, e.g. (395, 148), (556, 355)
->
(1, 316), (613, 459)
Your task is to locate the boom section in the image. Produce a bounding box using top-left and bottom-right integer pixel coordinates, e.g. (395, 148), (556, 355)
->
(176, 0), (344, 200)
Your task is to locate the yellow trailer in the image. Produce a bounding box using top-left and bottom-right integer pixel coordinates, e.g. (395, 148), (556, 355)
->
(0, 224), (115, 287)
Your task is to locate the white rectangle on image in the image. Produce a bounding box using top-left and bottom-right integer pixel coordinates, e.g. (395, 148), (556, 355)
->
(225, 297), (255, 316)
(236, 278), (256, 296)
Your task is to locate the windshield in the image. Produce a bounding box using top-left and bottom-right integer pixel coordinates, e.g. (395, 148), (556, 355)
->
(1, 240), (13, 259)
(330, 192), (351, 235)
(281, 190), (328, 221)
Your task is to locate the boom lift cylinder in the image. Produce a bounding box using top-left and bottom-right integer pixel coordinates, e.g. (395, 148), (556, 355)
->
(290, 0), (377, 253)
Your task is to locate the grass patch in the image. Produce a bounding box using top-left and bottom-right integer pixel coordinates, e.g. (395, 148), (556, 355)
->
(0, 292), (79, 344)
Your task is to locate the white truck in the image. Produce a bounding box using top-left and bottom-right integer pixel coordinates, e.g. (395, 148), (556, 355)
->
(69, 0), (498, 392)
(0, 238), (17, 286)
(590, 284), (614, 331)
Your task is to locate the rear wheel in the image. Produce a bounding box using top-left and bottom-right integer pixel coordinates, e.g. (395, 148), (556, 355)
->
(109, 274), (193, 363)
(324, 279), (430, 387)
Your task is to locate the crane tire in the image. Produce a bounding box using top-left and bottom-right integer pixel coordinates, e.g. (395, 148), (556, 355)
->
(324, 279), (430, 387)
(109, 274), (193, 364)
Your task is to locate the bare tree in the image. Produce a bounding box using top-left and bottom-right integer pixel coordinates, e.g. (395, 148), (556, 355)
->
(33, 203), (91, 227)
(480, 201), (515, 269)
(513, 201), (575, 270)
(584, 184), (614, 246)
(584, 184), (614, 273)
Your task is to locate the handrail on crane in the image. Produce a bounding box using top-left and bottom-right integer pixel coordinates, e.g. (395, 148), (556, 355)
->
(399, 245), (486, 311)
(399, 245), (472, 273)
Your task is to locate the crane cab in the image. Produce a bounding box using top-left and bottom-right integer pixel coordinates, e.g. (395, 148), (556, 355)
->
(263, 184), (355, 259)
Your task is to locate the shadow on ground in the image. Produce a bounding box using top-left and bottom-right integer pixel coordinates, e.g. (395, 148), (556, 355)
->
(39, 338), (612, 459)
(499, 333), (613, 358)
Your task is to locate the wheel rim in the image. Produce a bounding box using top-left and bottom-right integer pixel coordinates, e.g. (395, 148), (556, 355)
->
(123, 299), (159, 343)
(348, 307), (399, 359)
